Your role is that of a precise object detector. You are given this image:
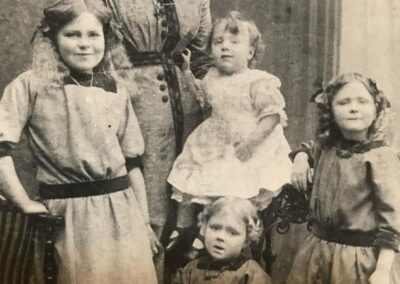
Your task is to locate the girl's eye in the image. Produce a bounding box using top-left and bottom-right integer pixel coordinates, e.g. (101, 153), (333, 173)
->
(213, 38), (223, 45)
(209, 224), (221, 231)
(64, 32), (80, 38)
(88, 32), (101, 38)
(229, 230), (239, 236)
(336, 99), (349, 106)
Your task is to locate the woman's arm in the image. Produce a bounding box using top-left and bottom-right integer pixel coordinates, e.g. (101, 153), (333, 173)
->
(0, 156), (47, 213)
(127, 167), (161, 255)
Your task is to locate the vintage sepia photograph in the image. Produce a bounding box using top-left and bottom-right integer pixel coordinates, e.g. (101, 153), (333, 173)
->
(1, 0), (400, 283)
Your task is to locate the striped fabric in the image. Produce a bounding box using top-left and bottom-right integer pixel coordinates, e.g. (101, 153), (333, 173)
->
(0, 200), (63, 284)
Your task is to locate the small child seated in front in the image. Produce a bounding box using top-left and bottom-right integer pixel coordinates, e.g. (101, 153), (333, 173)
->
(173, 196), (271, 284)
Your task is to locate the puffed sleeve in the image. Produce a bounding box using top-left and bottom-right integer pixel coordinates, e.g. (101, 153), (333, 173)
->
(117, 84), (145, 170)
(250, 77), (288, 126)
(188, 0), (212, 78)
(368, 147), (400, 251)
(0, 71), (35, 157)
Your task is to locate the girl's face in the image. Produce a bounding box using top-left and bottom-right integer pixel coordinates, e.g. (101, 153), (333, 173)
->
(204, 209), (247, 261)
(211, 21), (255, 75)
(56, 12), (105, 73)
(332, 81), (377, 141)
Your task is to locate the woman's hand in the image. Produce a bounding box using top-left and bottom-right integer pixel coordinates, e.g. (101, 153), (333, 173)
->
(181, 48), (191, 73)
(291, 152), (311, 191)
(19, 199), (48, 214)
(369, 267), (391, 284)
(146, 224), (162, 256)
(234, 141), (253, 162)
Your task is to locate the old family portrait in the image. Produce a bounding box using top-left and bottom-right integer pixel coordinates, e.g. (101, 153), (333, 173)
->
(0, 0), (400, 283)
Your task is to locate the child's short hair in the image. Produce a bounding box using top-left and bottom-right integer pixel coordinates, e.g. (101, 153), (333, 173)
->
(210, 11), (264, 68)
(198, 196), (262, 244)
(32, 0), (131, 84)
(312, 73), (391, 145)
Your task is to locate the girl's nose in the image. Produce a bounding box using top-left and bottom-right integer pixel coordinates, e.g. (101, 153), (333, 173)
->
(78, 38), (90, 49)
(349, 102), (359, 113)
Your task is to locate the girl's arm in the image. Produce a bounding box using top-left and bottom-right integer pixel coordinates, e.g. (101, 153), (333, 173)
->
(369, 248), (395, 284)
(181, 49), (207, 107)
(0, 156), (47, 214)
(234, 114), (279, 162)
(127, 167), (161, 255)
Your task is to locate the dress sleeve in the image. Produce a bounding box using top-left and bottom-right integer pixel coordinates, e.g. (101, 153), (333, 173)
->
(188, 0), (212, 78)
(0, 72), (34, 156)
(368, 147), (400, 251)
(250, 77), (287, 126)
(117, 84), (145, 159)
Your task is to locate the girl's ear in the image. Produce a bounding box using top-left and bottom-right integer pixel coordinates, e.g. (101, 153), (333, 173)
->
(248, 46), (255, 60)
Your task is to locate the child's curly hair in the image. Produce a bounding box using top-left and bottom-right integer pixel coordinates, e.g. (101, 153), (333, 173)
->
(31, 0), (132, 88)
(209, 11), (264, 68)
(312, 73), (391, 146)
(198, 196), (262, 244)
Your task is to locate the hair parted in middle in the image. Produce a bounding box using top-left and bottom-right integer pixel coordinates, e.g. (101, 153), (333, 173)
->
(198, 196), (262, 244)
(210, 10), (265, 68)
(31, 0), (131, 86)
(311, 72), (392, 146)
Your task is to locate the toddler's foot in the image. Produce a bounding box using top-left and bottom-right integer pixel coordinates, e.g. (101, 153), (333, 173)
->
(166, 227), (189, 252)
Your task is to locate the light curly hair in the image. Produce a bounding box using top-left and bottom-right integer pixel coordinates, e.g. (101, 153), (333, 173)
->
(209, 11), (264, 68)
(198, 196), (262, 244)
(31, 0), (132, 89)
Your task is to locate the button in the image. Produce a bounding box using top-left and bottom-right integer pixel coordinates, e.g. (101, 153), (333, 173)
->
(161, 19), (167, 27)
(160, 84), (167, 91)
(162, 95), (169, 103)
(157, 73), (164, 81)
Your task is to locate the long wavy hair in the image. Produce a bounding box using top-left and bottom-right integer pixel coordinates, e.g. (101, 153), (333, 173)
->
(312, 73), (391, 147)
(31, 0), (132, 89)
(209, 11), (265, 69)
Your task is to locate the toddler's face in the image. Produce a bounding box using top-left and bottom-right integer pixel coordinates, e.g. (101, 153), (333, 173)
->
(57, 12), (105, 73)
(204, 209), (247, 261)
(332, 81), (377, 141)
(211, 21), (254, 75)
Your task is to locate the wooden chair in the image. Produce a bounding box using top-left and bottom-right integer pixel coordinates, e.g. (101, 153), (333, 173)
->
(0, 199), (63, 284)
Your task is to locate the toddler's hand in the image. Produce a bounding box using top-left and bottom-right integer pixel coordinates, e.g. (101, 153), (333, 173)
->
(181, 48), (191, 72)
(234, 141), (253, 162)
(20, 199), (48, 214)
(369, 267), (390, 284)
(146, 224), (162, 256)
(291, 152), (311, 191)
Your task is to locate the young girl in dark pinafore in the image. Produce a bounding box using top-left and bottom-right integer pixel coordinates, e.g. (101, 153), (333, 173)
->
(288, 73), (400, 284)
(0, 0), (158, 283)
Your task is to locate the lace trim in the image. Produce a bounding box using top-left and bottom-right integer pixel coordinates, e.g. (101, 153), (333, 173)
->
(335, 140), (385, 158)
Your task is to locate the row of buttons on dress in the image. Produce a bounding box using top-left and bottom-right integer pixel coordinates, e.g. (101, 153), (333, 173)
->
(157, 72), (169, 103)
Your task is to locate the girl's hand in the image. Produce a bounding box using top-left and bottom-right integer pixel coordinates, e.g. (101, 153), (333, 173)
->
(146, 224), (162, 256)
(369, 267), (390, 284)
(181, 48), (191, 72)
(291, 152), (311, 191)
(19, 199), (48, 214)
(234, 141), (253, 162)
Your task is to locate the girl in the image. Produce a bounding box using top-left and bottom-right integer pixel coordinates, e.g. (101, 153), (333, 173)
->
(0, 0), (158, 283)
(173, 196), (271, 283)
(166, 11), (292, 250)
(288, 73), (400, 284)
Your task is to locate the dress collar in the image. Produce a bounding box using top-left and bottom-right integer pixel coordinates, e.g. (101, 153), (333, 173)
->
(196, 253), (250, 271)
(335, 139), (386, 158)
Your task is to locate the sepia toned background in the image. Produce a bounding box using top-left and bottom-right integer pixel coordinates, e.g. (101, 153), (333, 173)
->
(1, 0), (399, 282)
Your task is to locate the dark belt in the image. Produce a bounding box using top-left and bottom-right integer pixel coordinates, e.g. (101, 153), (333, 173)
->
(311, 221), (376, 247)
(130, 51), (178, 67)
(39, 175), (129, 199)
